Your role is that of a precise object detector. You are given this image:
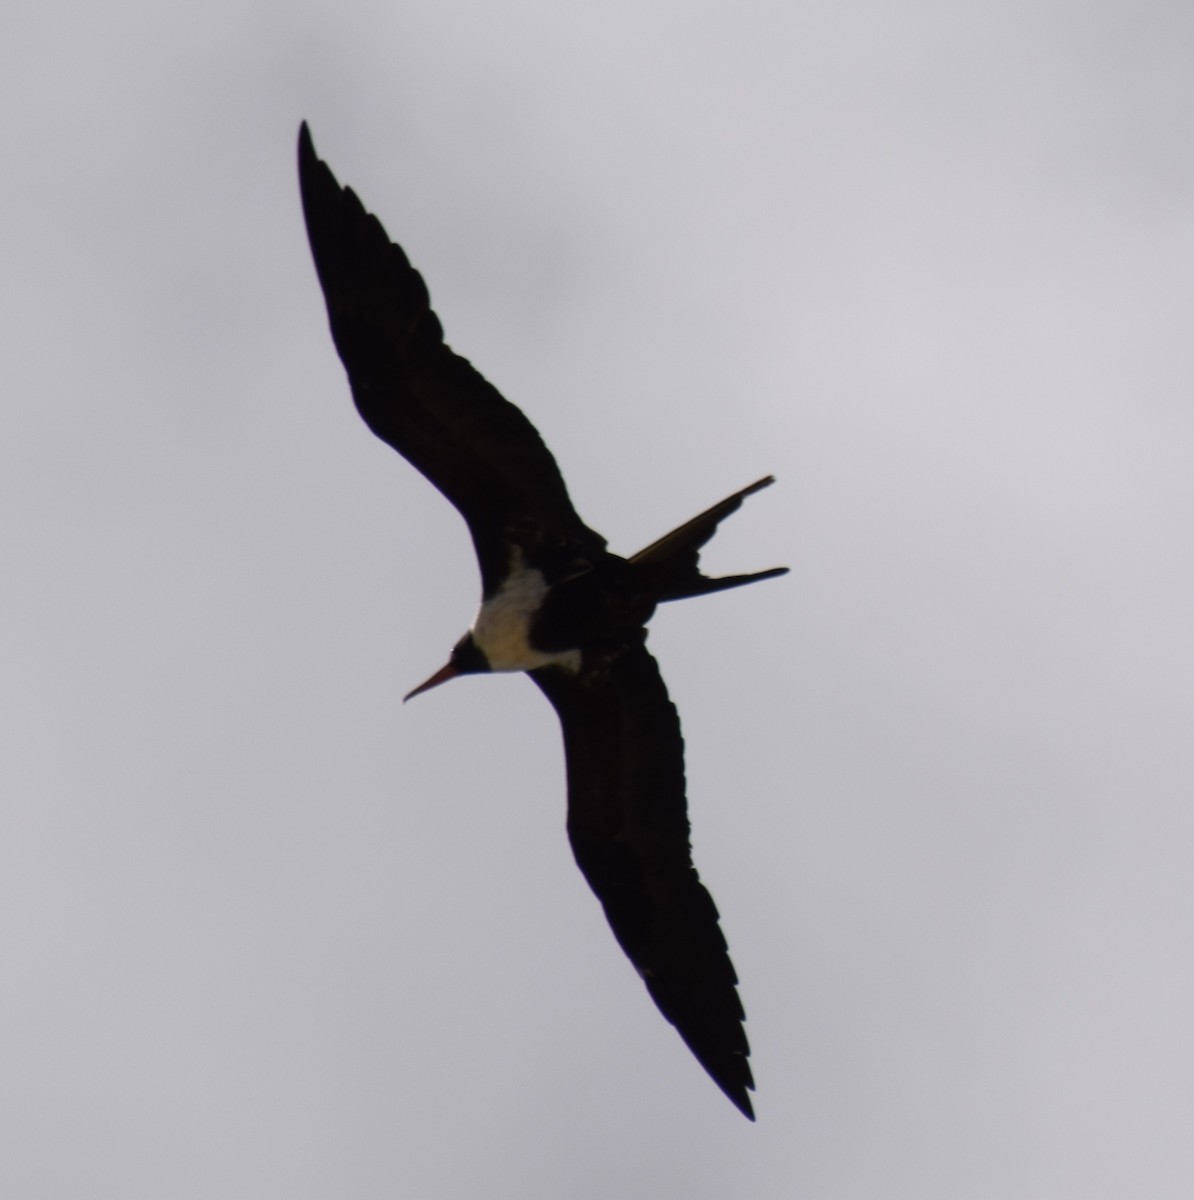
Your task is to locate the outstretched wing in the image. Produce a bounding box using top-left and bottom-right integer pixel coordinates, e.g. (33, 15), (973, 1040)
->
(531, 644), (755, 1118)
(297, 123), (605, 593)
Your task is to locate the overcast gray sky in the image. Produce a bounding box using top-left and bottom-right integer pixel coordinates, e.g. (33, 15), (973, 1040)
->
(4, 1), (1194, 1196)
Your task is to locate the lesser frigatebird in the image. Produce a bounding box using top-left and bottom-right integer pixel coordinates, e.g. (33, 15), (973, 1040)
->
(297, 123), (786, 1119)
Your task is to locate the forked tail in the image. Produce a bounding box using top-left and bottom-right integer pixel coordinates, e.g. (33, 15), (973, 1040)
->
(629, 476), (789, 603)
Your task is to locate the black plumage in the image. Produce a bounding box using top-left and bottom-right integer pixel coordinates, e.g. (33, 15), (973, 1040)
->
(298, 122), (786, 1118)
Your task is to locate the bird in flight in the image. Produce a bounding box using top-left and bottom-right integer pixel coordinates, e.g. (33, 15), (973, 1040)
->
(297, 123), (786, 1119)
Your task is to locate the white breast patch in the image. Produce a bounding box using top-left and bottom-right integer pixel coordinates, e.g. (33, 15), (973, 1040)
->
(471, 563), (581, 673)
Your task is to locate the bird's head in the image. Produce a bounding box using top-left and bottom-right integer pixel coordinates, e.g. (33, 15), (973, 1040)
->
(403, 633), (491, 702)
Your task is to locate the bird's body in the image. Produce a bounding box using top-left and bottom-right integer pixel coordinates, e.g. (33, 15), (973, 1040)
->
(298, 123), (786, 1119)
(470, 554), (581, 673)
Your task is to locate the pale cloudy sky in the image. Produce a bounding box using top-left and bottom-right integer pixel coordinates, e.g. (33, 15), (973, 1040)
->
(4, 2), (1194, 1196)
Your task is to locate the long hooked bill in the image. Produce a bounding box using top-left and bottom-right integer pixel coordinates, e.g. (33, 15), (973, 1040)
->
(403, 662), (458, 703)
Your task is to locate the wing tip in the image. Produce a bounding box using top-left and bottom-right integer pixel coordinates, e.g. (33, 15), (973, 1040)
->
(297, 120), (315, 164)
(707, 1048), (756, 1120)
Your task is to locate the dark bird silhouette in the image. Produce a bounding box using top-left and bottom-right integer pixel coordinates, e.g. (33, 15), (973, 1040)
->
(297, 122), (786, 1119)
